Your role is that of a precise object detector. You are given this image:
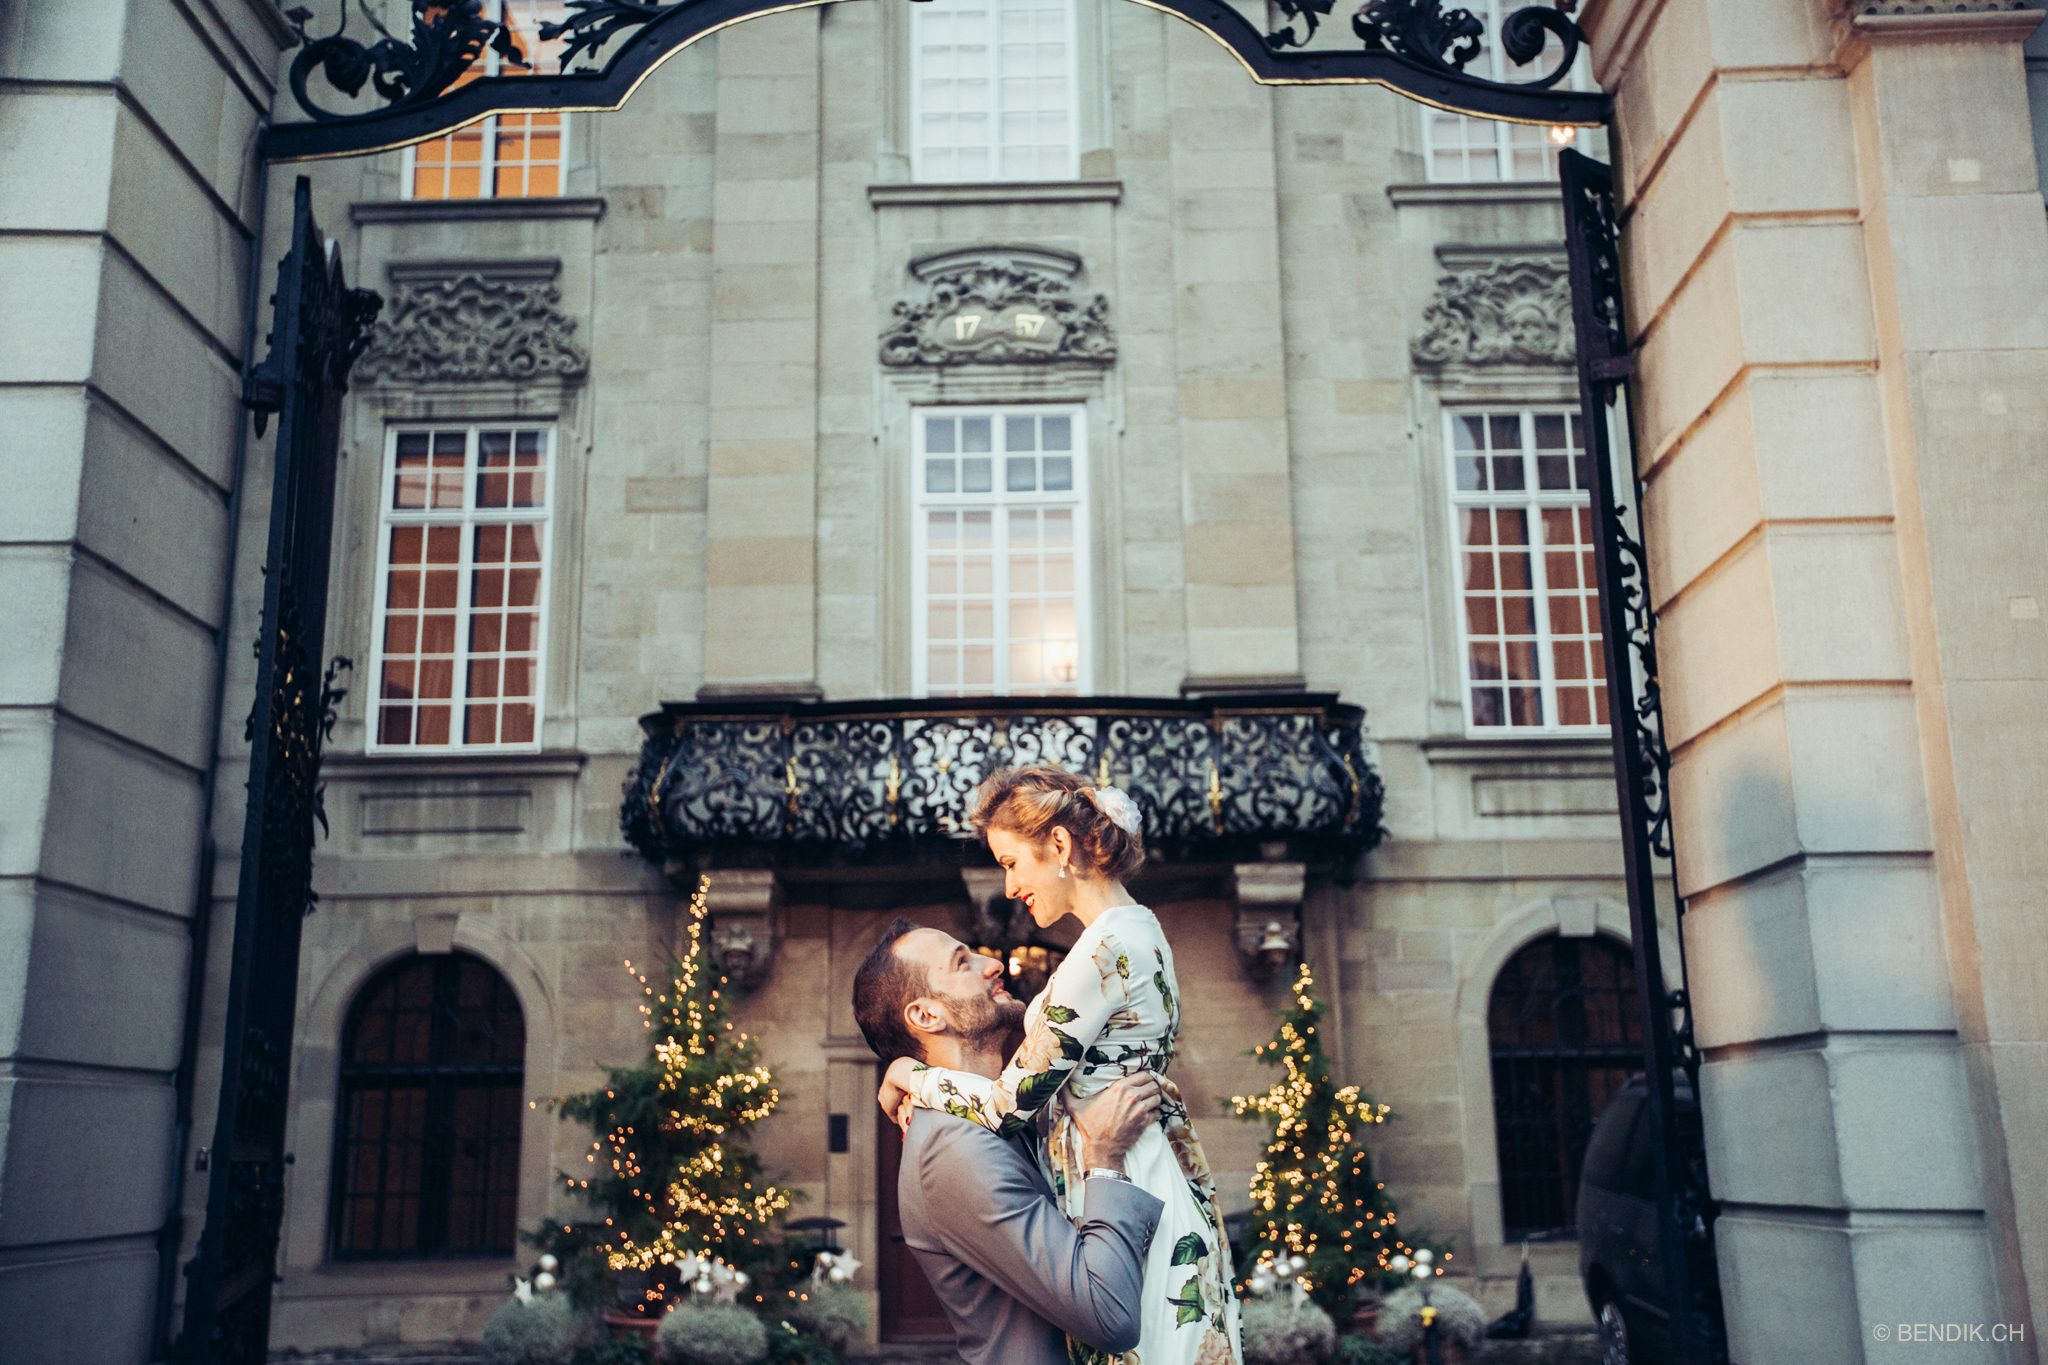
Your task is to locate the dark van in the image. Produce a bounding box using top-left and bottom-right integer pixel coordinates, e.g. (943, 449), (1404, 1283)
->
(1576, 1074), (1700, 1365)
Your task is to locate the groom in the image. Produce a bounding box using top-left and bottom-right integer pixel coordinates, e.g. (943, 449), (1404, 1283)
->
(853, 916), (1164, 1365)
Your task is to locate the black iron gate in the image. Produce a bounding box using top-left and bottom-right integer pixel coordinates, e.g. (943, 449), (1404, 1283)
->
(1560, 146), (1726, 1365)
(179, 177), (380, 1365)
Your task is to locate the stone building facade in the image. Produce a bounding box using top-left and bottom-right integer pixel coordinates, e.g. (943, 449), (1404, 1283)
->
(1, 2), (2045, 1364)
(232, 0), (1639, 1348)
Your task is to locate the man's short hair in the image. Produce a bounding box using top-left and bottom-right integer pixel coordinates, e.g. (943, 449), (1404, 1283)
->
(853, 916), (927, 1063)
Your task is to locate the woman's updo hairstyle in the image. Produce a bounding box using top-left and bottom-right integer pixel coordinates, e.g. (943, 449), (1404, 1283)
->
(968, 765), (1146, 882)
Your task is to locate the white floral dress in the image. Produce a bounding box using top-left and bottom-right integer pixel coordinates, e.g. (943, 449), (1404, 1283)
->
(907, 904), (1241, 1365)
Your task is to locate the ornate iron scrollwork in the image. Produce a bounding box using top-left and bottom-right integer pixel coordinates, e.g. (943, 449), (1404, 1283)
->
(286, 0), (528, 122)
(1267, 0), (1585, 87)
(541, 0), (675, 72)
(1350, 0), (1584, 90)
(622, 695), (1385, 877)
(181, 180), (379, 1365)
(262, 0), (1608, 162)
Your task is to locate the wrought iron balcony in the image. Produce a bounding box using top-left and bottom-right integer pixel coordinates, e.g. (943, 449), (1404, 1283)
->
(622, 694), (1385, 875)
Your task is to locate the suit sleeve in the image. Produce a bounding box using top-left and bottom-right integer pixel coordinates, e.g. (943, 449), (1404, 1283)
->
(906, 932), (1133, 1137)
(920, 1123), (1163, 1354)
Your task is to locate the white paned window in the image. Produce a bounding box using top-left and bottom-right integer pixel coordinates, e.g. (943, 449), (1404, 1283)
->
(1423, 0), (1590, 182)
(915, 408), (1088, 696)
(913, 0), (1076, 182)
(370, 426), (553, 751)
(1447, 410), (1610, 733)
(403, 2), (567, 200)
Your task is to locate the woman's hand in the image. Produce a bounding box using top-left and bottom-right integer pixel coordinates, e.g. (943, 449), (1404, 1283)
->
(876, 1057), (921, 1134)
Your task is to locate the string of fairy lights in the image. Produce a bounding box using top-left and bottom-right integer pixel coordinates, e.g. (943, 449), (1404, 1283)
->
(547, 882), (1440, 1318)
(1231, 963), (1441, 1301)
(553, 876), (795, 1276)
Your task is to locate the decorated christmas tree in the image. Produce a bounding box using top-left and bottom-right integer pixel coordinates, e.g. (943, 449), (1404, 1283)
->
(1231, 963), (1432, 1316)
(543, 874), (795, 1309)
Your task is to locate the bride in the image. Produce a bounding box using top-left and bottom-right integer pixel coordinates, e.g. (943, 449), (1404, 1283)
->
(878, 764), (1241, 1365)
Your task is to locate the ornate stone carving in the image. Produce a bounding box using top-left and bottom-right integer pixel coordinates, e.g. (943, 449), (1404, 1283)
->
(880, 245), (1115, 367)
(1410, 257), (1574, 368)
(355, 272), (589, 385)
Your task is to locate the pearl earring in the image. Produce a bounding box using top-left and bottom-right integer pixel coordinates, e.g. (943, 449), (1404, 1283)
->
(1058, 862), (1068, 880)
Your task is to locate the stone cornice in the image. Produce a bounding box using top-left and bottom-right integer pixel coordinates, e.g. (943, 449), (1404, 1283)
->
(351, 197), (608, 225)
(868, 180), (1124, 207)
(1851, 7), (2045, 42)
(1387, 181), (1565, 208)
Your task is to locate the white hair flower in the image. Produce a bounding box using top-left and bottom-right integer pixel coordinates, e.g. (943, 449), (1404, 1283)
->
(1086, 784), (1142, 834)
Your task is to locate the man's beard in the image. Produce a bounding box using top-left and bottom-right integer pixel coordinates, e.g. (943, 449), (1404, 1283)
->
(944, 987), (1027, 1047)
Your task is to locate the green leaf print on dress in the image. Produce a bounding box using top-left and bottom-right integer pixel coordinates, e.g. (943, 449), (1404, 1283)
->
(1170, 1233), (1207, 1266)
(1167, 1271), (1206, 1327)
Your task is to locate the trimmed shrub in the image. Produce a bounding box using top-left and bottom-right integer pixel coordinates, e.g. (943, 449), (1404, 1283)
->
(481, 1293), (594, 1365)
(1242, 1296), (1339, 1365)
(572, 1337), (655, 1365)
(781, 1284), (870, 1351)
(655, 1302), (770, 1365)
(1332, 1335), (1404, 1365)
(1375, 1285), (1487, 1356)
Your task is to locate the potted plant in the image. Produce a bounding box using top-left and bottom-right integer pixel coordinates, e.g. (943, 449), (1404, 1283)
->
(1375, 1280), (1486, 1365)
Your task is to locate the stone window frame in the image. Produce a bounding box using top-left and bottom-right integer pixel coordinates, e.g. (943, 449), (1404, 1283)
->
(364, 421), (559, 754)
(399, 0), (573, 202)
(911, 401), (1094, 696)
(1454, 896), (1674, 1254)
(1409, 363), (1603, 740)
(283, 917), (558, 1283)
(880, 0), (1112, 185)
(877, 369), (1123, 697)
(1440, 404), (1611, 738)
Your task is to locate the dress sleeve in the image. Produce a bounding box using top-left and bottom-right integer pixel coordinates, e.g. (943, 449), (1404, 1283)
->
(905, 932), (1133, 1137)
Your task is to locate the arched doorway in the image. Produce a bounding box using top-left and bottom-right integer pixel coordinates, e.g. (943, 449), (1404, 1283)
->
(1487, 932), (1639, 1241)
(329, 952), (527, 1258)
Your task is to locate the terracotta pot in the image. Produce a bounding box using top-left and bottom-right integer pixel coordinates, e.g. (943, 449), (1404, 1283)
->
(1351, 1303), (1382, 1336)
(603, 1308), (662, 1341)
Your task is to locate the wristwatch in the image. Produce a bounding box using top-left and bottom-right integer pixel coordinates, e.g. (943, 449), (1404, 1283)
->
(1085, 1167), (1132, 1183)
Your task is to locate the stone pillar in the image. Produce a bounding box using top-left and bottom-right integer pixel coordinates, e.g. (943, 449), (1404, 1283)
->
(1165, 24), (1303, 689)
(0, 2), (293, 1359)
(1842, 6), (2048, 1352)
(702, 14), (822, 697)
(1580, 0), (2046, 1359)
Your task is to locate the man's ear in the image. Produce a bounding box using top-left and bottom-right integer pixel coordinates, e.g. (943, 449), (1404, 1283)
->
(904, 996), (946, 1039)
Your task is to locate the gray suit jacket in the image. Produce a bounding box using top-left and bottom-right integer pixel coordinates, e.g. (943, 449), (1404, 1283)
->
(896, 1108), (1164, 1365)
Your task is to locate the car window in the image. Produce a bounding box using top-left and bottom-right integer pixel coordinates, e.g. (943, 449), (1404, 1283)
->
(1580, 1093), (1641, 1193)
(1623, 1100), (1659, 1201)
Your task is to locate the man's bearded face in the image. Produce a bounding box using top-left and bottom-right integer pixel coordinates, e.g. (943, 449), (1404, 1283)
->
(939, 976), (1027, 1044)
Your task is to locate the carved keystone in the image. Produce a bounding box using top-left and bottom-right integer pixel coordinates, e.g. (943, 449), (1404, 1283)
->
(701, 869), (782, 991)
(1233, 861), (1307, 983)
